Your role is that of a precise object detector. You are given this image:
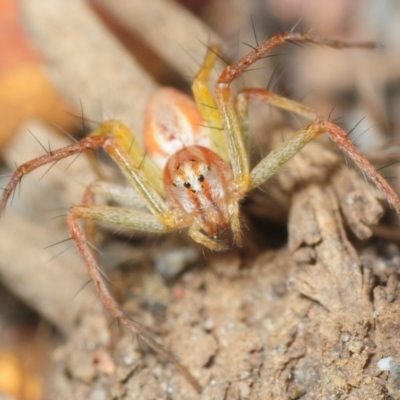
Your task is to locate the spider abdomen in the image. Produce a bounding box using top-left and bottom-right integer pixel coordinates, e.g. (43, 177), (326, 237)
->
(163, 145), (233, 236)
(144, 87), (211, 169)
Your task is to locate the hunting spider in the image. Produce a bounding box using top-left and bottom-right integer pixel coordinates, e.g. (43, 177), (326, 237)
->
(1, 32), (399, 390)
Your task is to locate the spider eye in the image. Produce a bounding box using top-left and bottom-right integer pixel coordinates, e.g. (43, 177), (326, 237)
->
(198, 175), (205, 182)
(183, 182), (191, 189)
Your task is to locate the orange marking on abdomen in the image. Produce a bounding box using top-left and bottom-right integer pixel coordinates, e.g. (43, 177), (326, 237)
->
(144, 88), (211, 169)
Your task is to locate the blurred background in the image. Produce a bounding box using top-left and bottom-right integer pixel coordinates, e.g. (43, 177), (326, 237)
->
(0, 0), (400, 398)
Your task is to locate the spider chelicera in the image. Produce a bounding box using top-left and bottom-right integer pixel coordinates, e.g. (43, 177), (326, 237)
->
(1, 32), (399, 391)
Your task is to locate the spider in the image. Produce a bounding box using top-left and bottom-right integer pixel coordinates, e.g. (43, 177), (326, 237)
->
(1, 32), (400, 391)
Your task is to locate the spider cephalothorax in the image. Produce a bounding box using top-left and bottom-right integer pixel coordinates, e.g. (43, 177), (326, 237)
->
(164, 145), (233, 238)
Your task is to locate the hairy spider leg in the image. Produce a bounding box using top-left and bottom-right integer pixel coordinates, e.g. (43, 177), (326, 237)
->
(80, 117), (172, 264)
(85, 181), (150, 211)
(236, 88), (400, 217)
(91, 121), (164, 196)
(66, 205), (200, 392)
(80, 181), (151, 253)
(215, 32), (379, 196)
(235, 88), (319, 124)
(0, 135), (174, 247)
(191, 45), (229, 161)
(82, 120), (167, 247)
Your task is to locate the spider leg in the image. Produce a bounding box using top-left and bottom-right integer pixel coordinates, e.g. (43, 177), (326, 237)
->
(71, 205), (168, 237)
(104, 137), (175, 224)
(215, 32), (378, 193)
(0, 135), (174, 226)
(250, 121), (319, 188)
(228, 200), (242, 247)
(248, 117), (400, 218)
(237, 87), (400, 217)
(67, 205), (201, 393)
(85, 181), (149, 211)
(91, 121), (164, 196)
(81, 181), (151, 252)
(188, 223), (229, 251)
(191, 45), (229, 161)
(236, 88), (319, 122)
(0, 135), (105, 213)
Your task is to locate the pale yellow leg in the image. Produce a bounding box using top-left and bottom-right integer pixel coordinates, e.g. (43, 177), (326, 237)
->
(86, 181), (149, 211)
(250, 121), (323, 189)
(235, 88), (320, 123)
(90, 121), (164, 196)
(81, 180), (151, 248)
(188, 224), (228, 251)
(228, 201), (242, 247)
(71, 204), (168, 233)
(101, 137), (175, 226)
(191, 46), (229, 161)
